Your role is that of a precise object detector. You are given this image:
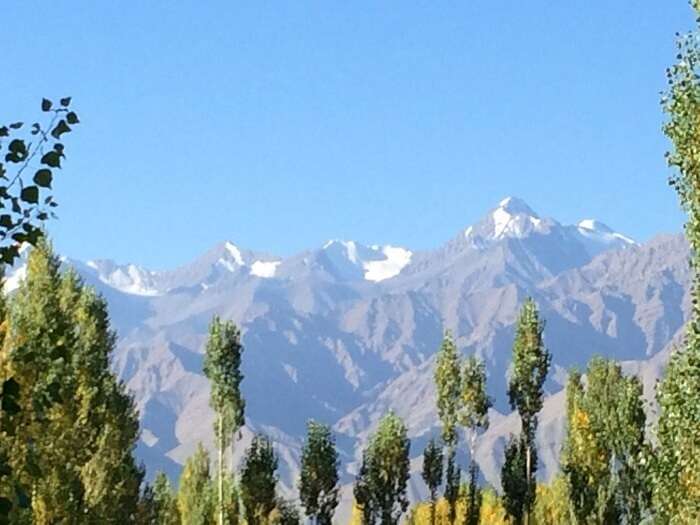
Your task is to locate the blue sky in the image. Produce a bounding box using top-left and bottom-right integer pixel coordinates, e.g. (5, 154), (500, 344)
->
(2, 1), (693, 268)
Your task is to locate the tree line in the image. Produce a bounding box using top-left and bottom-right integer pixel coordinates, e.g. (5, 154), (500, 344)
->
(2, 1), (700, 522)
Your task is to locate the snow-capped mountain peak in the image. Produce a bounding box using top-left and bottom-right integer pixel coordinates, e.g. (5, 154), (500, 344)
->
(465, 196), (548, 242)
(576, 218), (636, 252)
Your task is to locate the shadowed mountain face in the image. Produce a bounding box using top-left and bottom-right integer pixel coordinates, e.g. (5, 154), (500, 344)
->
(6, 197), (688, 517)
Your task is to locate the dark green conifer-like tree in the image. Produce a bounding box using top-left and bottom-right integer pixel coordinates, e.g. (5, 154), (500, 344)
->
(299, 420), (339, 525)
(501, 434), (532, 525)
(240, 434), (278, 525)
(421, 438), (443, 525)
(203, 316), (245, 525)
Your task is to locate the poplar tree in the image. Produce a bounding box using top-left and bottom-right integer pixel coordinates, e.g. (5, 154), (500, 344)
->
(299, 420), (339, 525)
(421, 438), (443, 525)
(562, 359), (649, 523)
(240, 434), (278, 525)
(152, 472), (180, 525)
(177, 443), (215, 525)
(459, 356), (491, 525)
(501, 434), (531, 525)
(504, 299), (550, 525)
(654, 2), (700, 520)
(353, 413), (411, 525)
(0, 241), (142, 523)
(203, 316), (245, 525)
(0, 97), (79, 522)
(434, 331), (461, 522)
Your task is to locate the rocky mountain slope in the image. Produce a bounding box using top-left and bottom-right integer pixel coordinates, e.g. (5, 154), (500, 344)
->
(6, 197), (688, 517)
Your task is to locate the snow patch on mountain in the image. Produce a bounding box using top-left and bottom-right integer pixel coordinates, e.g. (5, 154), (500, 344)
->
(364, 246), (412, 282)
(321, 240), (412, 282)
(251, 260), (281, 278)
(577, 219), (636, 245)
(224, 242), (245, 265)
(86, 261), (161, 296)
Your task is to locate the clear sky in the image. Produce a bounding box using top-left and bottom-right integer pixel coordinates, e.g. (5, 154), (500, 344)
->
(2, 1), (693, 268)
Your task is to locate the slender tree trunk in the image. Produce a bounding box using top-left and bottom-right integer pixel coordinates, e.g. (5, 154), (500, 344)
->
(468, 431), (477, 525)
(525, 441), (531, 525)
(219, 413), (224, 525)
(430, 493), (435, 525)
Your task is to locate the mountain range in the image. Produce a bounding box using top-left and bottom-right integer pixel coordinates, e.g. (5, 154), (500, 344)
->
(6, 197), (689, 519)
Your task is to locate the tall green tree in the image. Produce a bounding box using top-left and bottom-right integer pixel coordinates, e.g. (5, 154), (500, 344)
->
(240, 434), (278, 525)
(459, 355), (491, 525)
(504, 298), (550, 525)
(501, 434), (532, 525)
(654, 2), (700, 520)
(421, 438), (443, 525)
(353, 413), (411, 525)
(203, 316), (245, 525)
(0, 241), (142, 523)
(562, 359), (649, 524)
(151, 472), (180, 525)
(177, 443), (215, 525)
(299, 420), (339, 525)
(0, 97), (79, 522)
(434, 330), (462, 522)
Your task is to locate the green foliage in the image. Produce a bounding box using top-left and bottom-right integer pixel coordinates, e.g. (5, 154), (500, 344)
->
(504, 298), (550, 524)
(299, 420), (339, 525)
(654, 4), (700, 521)
(241, 434), (278, 525)
(434, 331), (461, 448)
(532, 477), (570, 525)
(151, 472), (180, 525)
(562, 358), (649, 524)
(501, 434), (533, 525)
(459, 355), (491, 525)
(177, 443), (215, 525)
(203, 316), (245, 449)
(203, 316), (245, 525)
(459, 356), (491, 439)
(421, 438), (443, 505)
(271, 498), (301, 525)
(0, 241), (142, 523)
(434, 330), (463, 521)
(444, 449), (460, 524)
(0, 98), (78, 266)
(353, 413), (411, 525)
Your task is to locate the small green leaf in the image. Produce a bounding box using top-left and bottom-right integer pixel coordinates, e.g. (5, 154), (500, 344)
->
(60, 97), (71, 107)
(50, 120), (70, 139)
(41, 98), (52, 112)
(66, 112), (79, 125)
(8, 140), (26, 155)
(20, 186), (39, 204)
(33, 169), (52, 188)
(0, 215), (12, 229)
(40, 151), (61, 168)
(8, 122), (22, 130)
(0, 127), (8, 138)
